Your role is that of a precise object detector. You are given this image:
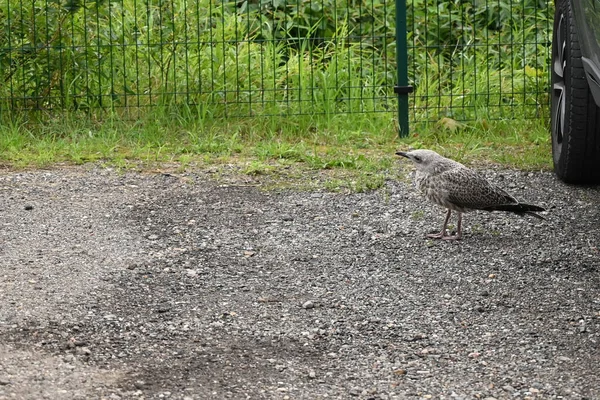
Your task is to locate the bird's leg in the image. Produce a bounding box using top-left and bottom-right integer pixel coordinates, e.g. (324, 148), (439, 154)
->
(442, 212), (462, 241)
(428, 209), (452, 239)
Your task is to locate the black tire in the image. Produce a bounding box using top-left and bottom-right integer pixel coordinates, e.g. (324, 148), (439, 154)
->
(551, 0), (600, 183)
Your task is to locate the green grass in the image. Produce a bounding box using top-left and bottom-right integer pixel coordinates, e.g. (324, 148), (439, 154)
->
(0, 109), (552, 192)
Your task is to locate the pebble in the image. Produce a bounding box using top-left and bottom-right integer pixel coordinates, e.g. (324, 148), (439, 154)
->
(134, 381), (146, 389)
(0, 378), (10, 386)
(147, 234), (159, 240)
(502, 385), (516, 392)
(76, 347), (92, 356)
(24, 204), (34, 210)
(302, 300), (314, 309)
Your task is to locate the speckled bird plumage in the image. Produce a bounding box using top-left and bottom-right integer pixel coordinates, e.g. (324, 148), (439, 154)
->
(397, 149), (545, 240)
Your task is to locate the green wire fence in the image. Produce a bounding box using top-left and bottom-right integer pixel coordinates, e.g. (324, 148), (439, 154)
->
(407, 0), (552, 124)
(0, 0), (552, 131)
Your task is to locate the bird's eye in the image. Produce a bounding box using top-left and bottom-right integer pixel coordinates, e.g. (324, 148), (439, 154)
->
(413, 156), (421, 162)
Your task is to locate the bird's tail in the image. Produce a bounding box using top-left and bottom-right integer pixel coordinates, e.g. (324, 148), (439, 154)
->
(483, 203), (546, 220)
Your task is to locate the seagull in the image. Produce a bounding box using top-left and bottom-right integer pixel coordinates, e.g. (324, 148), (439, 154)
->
(397, 149), (545, 240)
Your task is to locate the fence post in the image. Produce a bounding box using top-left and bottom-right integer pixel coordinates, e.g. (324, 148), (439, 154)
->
(395, 0), (413, 138)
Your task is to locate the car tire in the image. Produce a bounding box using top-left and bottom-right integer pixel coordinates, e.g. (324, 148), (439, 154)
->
(551, 0), (600, 183)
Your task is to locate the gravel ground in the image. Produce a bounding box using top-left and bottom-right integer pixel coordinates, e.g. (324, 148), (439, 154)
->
(0, 165), (599, 400)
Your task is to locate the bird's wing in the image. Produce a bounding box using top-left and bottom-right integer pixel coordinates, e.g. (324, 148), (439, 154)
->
(439, 168), (518, 210)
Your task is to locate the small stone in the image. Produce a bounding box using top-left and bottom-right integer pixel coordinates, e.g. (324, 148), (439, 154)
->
(147, 234), (159, 240)
(308, 370), (316, 379)
(281, 215), (294, 221)
(302, 300), (314, 309)
(502, 385), (516, 393)
(24, 204), (34, 210)
(76, 347), (92, 356)
(393, 369), (407, 375)
(480, 291), (490, 297)
(488, 274), (496, 279)
(258, 296), (279, 303)
(134, 380), (146, 389)
(0, 378), (10, 386)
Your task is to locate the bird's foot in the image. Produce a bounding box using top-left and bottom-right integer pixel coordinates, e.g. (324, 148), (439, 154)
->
(427, 232), (446, 239)
(427, 231), (462, 241)
(441, 234), (462, 241)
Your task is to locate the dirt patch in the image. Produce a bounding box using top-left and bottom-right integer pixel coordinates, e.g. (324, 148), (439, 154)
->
(0, 166), (599, 399)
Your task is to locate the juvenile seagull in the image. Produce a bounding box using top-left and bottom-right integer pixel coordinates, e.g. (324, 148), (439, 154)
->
(396, 149), (545, 240)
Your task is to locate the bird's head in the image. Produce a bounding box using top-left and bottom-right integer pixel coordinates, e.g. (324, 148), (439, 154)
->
(396, 149), (445, 173)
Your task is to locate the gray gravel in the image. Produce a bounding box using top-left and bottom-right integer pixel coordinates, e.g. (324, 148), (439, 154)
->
(0, 166), (599, 400)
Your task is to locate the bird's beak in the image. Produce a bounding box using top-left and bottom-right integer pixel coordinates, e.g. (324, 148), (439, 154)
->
(395, 151), (409, 158)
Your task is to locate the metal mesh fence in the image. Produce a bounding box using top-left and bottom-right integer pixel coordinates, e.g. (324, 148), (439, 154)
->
(407, 0), (553, 123)
(0, 0), (396, 118)
(0, 0), (552, 125)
